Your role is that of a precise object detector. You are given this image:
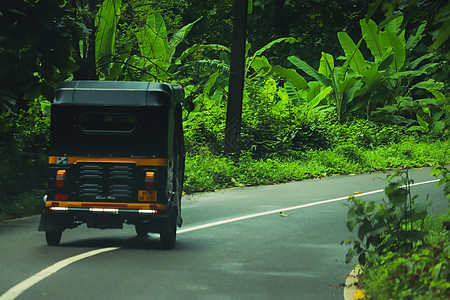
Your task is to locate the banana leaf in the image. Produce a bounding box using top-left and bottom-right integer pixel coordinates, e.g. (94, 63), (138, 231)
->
(95, 0), (122, 63)
(361, 19), (383, 61)
(288, 56), (331, 86)
(136, 13), (169, 62)
(338, 32), (367, 75)
(319, 52), (334, 77)
(272, 65), (308, 90)
(169, 17), (203, 60)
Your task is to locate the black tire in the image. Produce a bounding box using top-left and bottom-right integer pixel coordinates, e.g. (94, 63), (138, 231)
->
(45, 231), (62, 246)
(160, 211), (177, 249)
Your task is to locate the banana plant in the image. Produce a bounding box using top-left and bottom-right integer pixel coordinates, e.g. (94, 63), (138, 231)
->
(94, 0), (220, 82)
(359, 17), (444, 126)
(195, 37), (301, 107)
(134, 13), (208, 81)
(287, 52), (364, 122)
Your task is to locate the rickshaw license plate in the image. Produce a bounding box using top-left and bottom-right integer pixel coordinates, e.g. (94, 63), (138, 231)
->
(138, 190), (157, 202)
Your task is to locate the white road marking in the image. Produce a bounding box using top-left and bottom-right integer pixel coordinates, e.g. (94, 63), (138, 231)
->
(0, 247), (119, 300)
(0, 178), (439, 299)
(180, 179), (439, 233)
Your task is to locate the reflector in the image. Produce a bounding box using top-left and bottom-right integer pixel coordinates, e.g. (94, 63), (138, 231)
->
(145, 172), (155, 190)
(56, 170), (67, 188)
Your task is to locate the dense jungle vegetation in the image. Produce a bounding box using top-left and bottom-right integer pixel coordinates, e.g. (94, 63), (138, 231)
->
(0, 0), (449, 213)
(0, 0), (449, 297)
(1, 0), (448, 211)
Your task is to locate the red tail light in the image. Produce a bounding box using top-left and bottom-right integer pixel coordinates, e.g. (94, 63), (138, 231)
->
(145, 172), (155, 190)
(56, 170), (66, 188)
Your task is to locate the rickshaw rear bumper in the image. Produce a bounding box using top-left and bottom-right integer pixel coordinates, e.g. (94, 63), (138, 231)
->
(38, 203), (170, 233)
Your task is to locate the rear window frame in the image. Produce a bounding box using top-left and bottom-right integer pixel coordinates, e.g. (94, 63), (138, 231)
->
(78, 112), (137, 135)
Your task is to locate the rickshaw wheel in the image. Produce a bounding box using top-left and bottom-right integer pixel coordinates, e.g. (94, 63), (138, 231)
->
(45, 231), (62, 246)
(160, 209), (177, 249)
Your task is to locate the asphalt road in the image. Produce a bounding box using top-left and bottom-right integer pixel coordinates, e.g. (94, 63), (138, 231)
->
(0, 167), (447, 300)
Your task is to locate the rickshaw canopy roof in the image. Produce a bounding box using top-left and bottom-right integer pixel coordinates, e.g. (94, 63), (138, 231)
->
(54, 81), (184, 107)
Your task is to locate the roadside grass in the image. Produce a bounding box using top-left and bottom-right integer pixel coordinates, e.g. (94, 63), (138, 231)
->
(184, 139), (450, 193)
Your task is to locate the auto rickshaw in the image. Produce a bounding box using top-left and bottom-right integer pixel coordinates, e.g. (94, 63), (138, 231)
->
(38, 81), (187, 249)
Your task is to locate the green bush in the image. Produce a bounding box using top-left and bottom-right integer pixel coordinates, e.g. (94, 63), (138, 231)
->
(0, 98), (50, 218)
(363, 241), (450, 300)
(344, 169), (450, 299)
(361, 211), (450, 299)
(343, 170), (432, 265)
(1, 189), (45, 220)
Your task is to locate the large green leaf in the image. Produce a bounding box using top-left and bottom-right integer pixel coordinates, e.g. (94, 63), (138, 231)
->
(361, 19), (383, 61)
(136, 13), (169, 62)
(338, 32), (367, 75)
(411, 79), (445, 91)
(246, 37), (297, 74)
(428, 90), (447, 105)
(318, 52), (334, 77)
(355, 65), (382, 97)
(272, 65), (308, 90)
(308, 86), (332, 110)
(384, 15), (405, 44)
(169, 17), (202, 60)
(341, 79), (364, 114)
(283, 82), (304, 106)
(288, 56), (331, 86)
(95, 0), (122, 62)
(251, 56), (271, 72)
(407, 53), (433, 70)
(387, 70), (426, 79)
(253, 37), (297, 57)
(176, 44), (230, 65)
(377, 47), (395, 71)
(405, 22), (426, 51)
(380, 31), (405, 71)
(305, 81), (323, 102)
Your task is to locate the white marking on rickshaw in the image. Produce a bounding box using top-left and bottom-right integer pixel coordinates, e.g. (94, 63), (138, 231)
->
(0, 179), (439, 299)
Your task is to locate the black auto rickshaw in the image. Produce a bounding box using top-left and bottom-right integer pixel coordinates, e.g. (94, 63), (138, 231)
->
(38, 81), (186, 249)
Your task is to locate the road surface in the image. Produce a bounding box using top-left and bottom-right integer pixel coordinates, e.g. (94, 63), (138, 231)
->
(0, 167), (447, 299)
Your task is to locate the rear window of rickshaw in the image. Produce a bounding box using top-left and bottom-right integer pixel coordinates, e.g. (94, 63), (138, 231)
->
(79, 113), (136, 133)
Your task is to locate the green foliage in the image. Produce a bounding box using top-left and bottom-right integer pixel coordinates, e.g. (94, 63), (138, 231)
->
(431, 163), (450, 201)
(363, 241), (450, 299)
(343, 162), (450, 299)
(287, 16), (447, 126)
(96, 0), (122, 65)
(360, 211), (450, 299)
(0, 0), (83, 111)
(182, 139), (450, 193)
(0, 98), (50, 218)
(1, 189), (45, 220)
(343, 170), (431, 265)
(367, 0), (450, 52)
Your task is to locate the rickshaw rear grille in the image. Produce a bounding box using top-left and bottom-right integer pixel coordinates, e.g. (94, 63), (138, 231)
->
(74, 163), (136, 201)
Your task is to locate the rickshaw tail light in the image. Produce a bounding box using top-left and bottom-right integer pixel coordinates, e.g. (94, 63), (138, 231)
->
(56, 170), (67, 188)
(145, 172), (155, 190)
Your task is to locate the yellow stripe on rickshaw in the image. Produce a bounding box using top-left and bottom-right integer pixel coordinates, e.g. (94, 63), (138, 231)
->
(48, 156), (168, 166)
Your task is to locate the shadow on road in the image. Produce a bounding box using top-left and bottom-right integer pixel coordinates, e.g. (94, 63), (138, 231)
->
(57, 234), (192, 251)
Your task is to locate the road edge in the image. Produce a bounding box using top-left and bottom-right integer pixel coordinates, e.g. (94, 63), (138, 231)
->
(343, 265), (361, 300)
